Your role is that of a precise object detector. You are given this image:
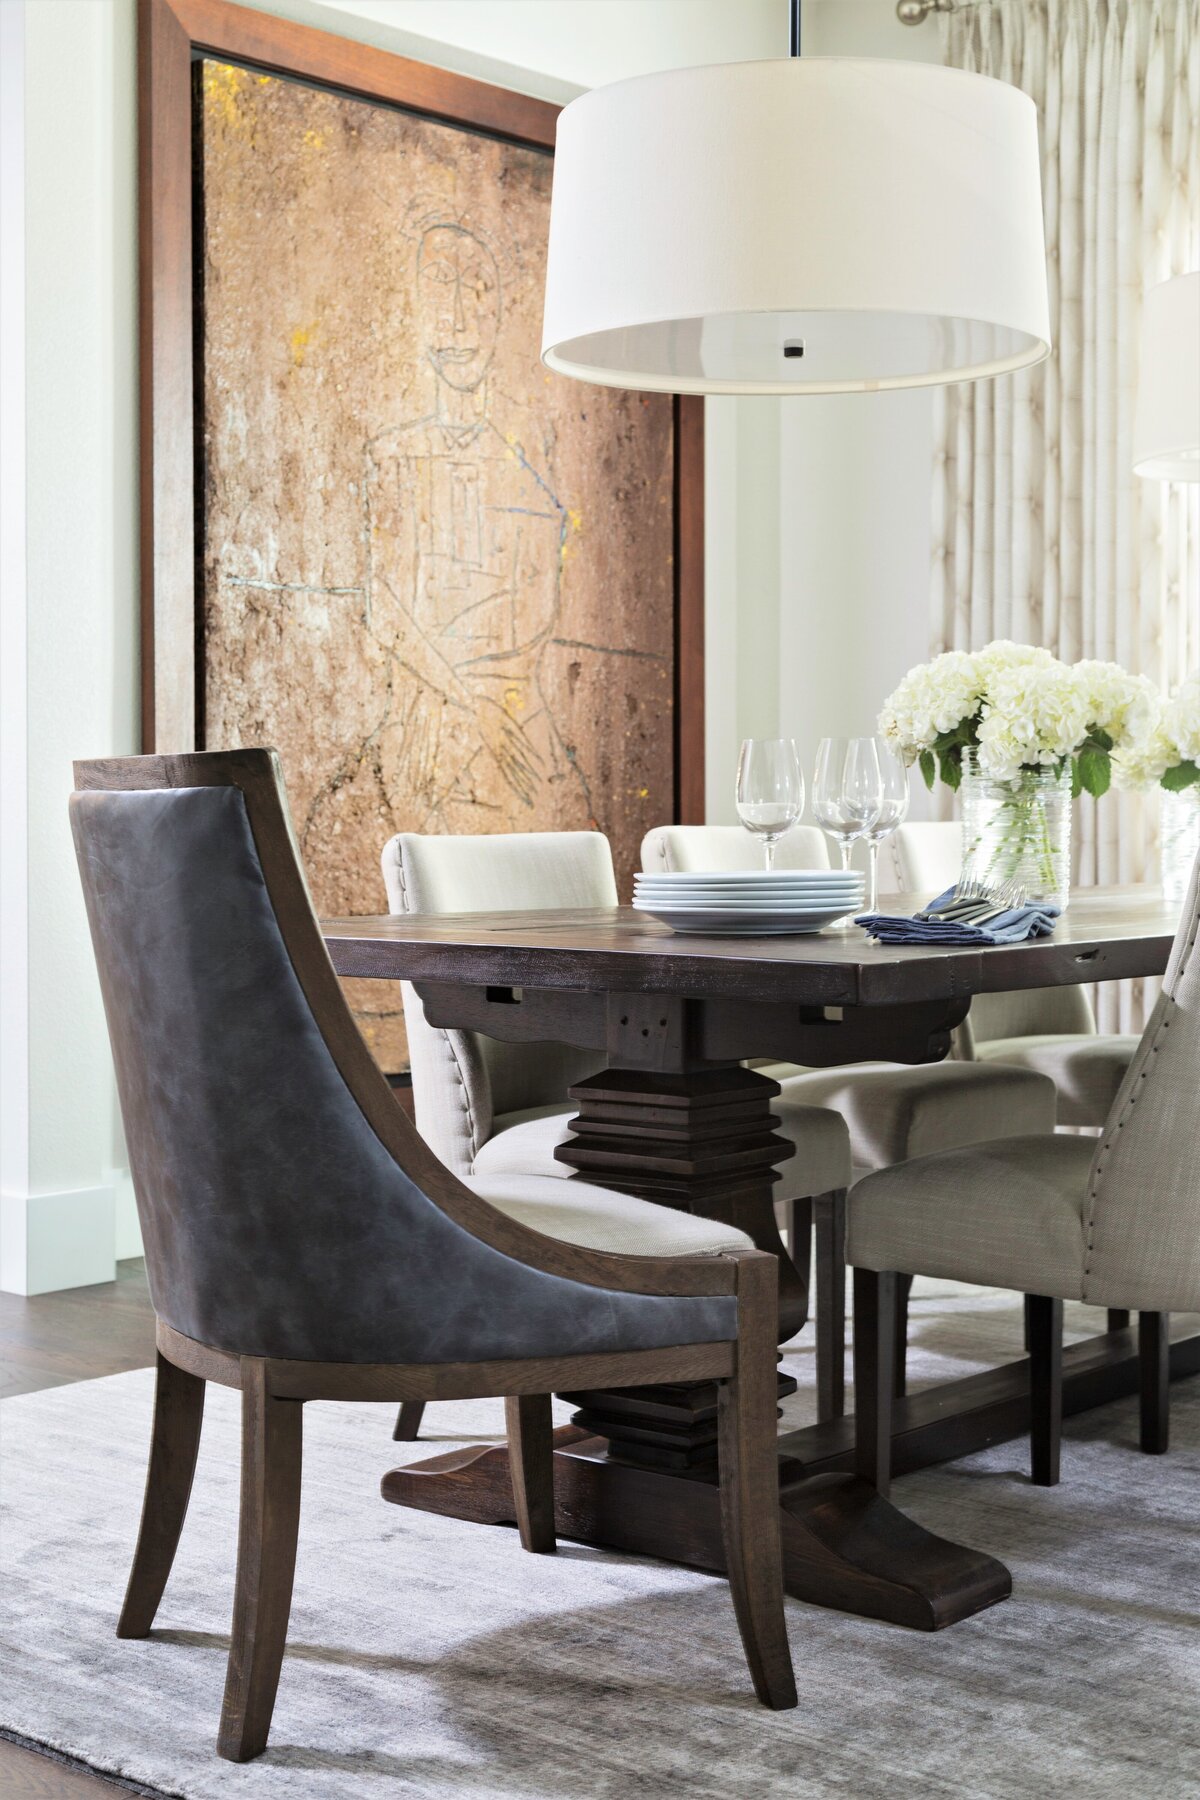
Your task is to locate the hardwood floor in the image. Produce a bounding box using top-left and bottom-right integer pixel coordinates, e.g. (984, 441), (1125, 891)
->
(0, 1260), (156, 1798)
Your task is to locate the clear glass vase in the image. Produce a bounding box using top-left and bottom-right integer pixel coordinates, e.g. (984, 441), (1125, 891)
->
(959, 750), (1072, 911)
(1161, 786), (1200, 907)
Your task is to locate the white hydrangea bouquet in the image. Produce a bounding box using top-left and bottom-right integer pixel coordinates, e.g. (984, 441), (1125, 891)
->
(878, 641), (1157, 797)
(1112, 677), (1200, 794)
(1112, 678), (1200, 904)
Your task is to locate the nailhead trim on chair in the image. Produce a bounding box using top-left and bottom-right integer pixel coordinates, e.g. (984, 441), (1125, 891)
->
(393, 845), (485, 1167)
(1080, 900), (1200, 1298)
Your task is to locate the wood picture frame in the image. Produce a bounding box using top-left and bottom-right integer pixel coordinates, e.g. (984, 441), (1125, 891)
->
(137, 0), (705, 825)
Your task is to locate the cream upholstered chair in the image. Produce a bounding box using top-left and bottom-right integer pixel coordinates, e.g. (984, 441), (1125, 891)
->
(383, 829), (852, 1434)
(849, 856), (1200, 1495)
(642, 826), (1057, 1415)
(888, 821), (1139, 1128)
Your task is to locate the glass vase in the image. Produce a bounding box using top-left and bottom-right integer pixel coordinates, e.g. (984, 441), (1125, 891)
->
(1161, 785), (1200, 907)
(959, 750), (1072, 911)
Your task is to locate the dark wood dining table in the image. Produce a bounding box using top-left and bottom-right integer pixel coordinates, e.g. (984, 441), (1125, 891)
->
(323, 886), (1189, 1632)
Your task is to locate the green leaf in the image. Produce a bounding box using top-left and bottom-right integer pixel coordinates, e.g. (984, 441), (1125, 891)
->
(919, 748), (936, 791)
(1161, 759), (1200, 793)
(1078, 744), (1111, 798)
(938, 746), (962, 792)
(1071, 758), (1083, 800)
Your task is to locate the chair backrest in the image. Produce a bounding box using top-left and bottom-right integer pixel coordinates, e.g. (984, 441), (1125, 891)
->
(1084, 852), (1200, 1311)
(72, 752), (731, 1364)
(641, 824), (831, 873)
(381, 832), (614, 1172)
(887, 820), (962, 894)
(889, 820), (1094, 1044)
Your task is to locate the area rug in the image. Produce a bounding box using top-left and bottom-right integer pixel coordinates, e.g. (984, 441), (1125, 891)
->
(3, 1283), (1200, 1800)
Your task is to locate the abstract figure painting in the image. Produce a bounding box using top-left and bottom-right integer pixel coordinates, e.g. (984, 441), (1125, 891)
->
(170, 38), (701, 1069)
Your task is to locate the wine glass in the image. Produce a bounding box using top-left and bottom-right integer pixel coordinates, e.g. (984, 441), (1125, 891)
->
(812, 736), (883, 874)
(863, 739), (911, 913)
(735, 738), (804, 871)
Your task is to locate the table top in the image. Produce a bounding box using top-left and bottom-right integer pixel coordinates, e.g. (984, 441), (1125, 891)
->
(322, 885), (1177, 1007)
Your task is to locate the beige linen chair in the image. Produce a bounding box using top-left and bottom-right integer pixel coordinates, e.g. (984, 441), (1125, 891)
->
(847, 854), (1200, 1495)
(888, 821), (1139, 1129)
(383, 829), (852, 1434)
(642, 826), (1057, 1415)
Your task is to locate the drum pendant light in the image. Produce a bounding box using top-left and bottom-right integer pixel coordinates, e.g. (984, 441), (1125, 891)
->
(541, 6), (1051, 396)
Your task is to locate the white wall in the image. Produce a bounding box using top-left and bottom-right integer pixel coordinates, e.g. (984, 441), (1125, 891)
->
(2, 0), (139, 1293)
(0, 0), (783, 1291)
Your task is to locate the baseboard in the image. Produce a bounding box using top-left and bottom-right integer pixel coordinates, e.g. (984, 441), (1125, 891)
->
(107, 1166), (142, 1261)
(0, 1184), (116, 1295)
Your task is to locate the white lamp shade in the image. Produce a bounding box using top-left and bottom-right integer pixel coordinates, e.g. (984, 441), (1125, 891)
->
(542, 58), (1051, 396)
(1133, 272), (1200, 482)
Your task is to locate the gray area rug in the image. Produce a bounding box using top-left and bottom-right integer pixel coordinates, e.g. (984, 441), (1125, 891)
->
(3, 1282), (1200, 1799)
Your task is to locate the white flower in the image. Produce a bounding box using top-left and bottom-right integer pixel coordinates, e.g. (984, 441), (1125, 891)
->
(1074, 660), (1158, 748)
(975, 661), (1089, 781)
(1112, 725), (1175, 791)
(1165, 676), (1200, 763)
(973, 640), (1056, 683)
(877, 650), (982, 764)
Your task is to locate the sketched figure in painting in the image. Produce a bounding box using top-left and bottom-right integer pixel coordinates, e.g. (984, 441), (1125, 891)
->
(366, 204), (573, 830)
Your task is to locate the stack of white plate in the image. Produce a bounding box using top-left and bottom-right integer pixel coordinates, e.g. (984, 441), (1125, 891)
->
(632, 868), (866, 936)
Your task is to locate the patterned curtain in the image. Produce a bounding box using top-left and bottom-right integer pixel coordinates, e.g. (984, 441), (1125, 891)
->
(933, 0), (1200, 1030)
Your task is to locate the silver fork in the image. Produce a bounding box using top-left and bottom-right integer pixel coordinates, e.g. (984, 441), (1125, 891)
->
(916, 872), (1029, 925)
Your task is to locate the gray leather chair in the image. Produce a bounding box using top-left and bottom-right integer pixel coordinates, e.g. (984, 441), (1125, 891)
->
(887, 822), (1139, 1127)
(643, 825), (1058, 1412)
(848, 850), (1200, 1495)
(384, 829), (851, 1431)
(71, 749), (796, 1761)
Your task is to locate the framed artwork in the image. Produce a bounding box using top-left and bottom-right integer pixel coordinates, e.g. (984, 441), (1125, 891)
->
(139, 0), (703, 1069)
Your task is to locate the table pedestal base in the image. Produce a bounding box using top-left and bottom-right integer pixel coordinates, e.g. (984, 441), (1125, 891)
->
(381, 1427), (1010, 1631)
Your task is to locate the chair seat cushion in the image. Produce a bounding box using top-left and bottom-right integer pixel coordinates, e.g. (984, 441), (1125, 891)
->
(463, 1173), (754, 1258)
(763, 1098), (853, 1197)
(471, 1104), (575, 1179)
(777, 1060), (1057, 1171)
(847, 1133), (1095, 1298)
(975, 1033), (1139, 1127)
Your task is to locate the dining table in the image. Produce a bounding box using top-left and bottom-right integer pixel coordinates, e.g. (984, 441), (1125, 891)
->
(323, 885), (1188, 1632)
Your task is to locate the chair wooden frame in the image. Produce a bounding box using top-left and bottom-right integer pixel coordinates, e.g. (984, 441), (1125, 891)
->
(76, 749), (796, 1761)
(853, 1270), (1170, 1497)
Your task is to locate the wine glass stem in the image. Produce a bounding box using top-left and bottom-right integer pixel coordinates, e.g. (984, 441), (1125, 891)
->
(839, 841), (852, 874)
(868, 840), (879, 914)
(765, 839), (776, 873)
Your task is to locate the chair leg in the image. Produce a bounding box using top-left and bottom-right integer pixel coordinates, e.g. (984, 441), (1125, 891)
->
(813, 1190), (846, 1422)
(1108, 1308), (1131, 1333)
(785, 1196), (813, 1287)
(717, 1254), (796, 1711)
(1027, 1295), (1063, 1487)
(504, 1394), (556, 1553)
(218, 1360), (303, 1763)
(1139, 1311), (1170, 1454)
(893, 1273), (913, 1399)
(853, 1268), (896, 1499)
(117, 1351), (206, 1638)
(392, 1401), (426, 1441)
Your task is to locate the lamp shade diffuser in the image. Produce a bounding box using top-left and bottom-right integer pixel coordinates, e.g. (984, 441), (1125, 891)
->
(1133, 272), (1200, 482)
(542, 58), (1052, 396)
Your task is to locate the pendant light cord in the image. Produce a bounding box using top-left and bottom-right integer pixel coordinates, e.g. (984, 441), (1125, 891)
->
(790, 0), (802, 56)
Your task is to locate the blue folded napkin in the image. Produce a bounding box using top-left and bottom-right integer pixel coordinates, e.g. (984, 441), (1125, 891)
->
(856, 887), (1060, 946)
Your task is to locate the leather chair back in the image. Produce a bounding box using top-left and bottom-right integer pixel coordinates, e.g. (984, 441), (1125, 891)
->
(381, 832), (613, 1173)
(73, 752), (732, 1362)
(641, 824), (831, 873)
(1083, 851), (1200, 1311)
